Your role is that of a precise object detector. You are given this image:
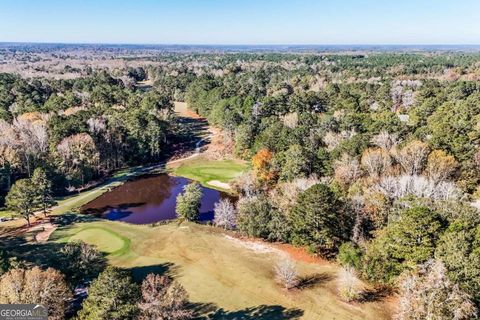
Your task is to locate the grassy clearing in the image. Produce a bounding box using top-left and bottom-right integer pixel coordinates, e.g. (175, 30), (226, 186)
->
(51, 221), (392, 319)
(0, 210), (14, 218)
(169, 157), (247, 191)
(50, 188), (108, 215)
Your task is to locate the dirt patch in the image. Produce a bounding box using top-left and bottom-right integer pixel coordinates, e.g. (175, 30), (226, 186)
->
(174, 101), (203, 119)
(224, 235), (287, 256)
(33, 222), (57, 242)
(272, 242), (329, 265)
(223, 234), (329, 266)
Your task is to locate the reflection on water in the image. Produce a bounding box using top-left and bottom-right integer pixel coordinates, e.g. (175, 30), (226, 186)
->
(80, 174), (232, 224)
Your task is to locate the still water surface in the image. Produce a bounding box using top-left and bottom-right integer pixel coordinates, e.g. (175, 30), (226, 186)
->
(80, 174), (231, 224)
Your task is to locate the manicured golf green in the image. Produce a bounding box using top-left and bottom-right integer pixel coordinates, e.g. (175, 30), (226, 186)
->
(51, 220), (392, 320)
(67, 227), (129, 254)
(170, 157), (247, 191)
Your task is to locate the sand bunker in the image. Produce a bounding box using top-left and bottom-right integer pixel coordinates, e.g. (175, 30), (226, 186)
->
(208, 180), (231, 190)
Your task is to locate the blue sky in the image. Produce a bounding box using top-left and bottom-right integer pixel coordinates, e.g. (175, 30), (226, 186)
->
(1, 0), (479, 44)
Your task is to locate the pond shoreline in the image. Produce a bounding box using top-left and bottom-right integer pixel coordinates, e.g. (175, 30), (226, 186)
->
(79, 173), (235, 225)
(0, 102), (242, 231)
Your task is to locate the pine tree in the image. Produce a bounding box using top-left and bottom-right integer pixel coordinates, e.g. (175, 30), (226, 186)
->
(31, 167), (54, 216)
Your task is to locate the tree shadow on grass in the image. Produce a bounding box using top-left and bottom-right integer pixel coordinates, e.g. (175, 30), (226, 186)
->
(191, 302), (304, 320)
(54, 212), (101, 227)
(297, 272), (334, 290)
(358, 286), (394, 303)
(0, 239), (107, 287)
(128, 262), (180, 282)
(0, 234), (28, 249)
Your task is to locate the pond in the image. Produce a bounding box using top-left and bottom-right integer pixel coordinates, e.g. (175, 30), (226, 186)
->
(80, 174), (233, 224)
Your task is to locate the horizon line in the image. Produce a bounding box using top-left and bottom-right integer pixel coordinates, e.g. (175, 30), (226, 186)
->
(2, 41), (480, 47)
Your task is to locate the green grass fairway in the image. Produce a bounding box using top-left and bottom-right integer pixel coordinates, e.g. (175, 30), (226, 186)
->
(51, 221), (392, 319)
(50, 188), (107, 215)
(170, 158), (247, 191)
(0, 210), (14, 218)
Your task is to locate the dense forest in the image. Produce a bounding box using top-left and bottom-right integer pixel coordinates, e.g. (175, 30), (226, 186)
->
(180, 52), (480, 316)
(0, 70), (180, 197)
(2, 49), (480, 319)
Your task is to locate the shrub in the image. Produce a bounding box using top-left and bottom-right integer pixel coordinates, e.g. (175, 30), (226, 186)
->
(337, 242), (362, 269)
(337, 267), (364, 302)
(274, 259), (299, 290)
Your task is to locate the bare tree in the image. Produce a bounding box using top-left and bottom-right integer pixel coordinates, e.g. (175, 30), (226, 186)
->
(402, 90), (415, 110)
(57, 133), (99, 184)
(323, 130), (357, 151)
(270, 175), (320, 213)
(394, 141), (429, 175)
(274, 259), (299, 290)
(334, 153), (362, 186)
(474, 150), (480, 169)
(281, 112), (299, 129)
(361, 148), (391, 178)
(0, 267), (71, 320)
(337, 266), (364, 302)
(87, 116), (107, 134)
(375, 175), (461, 201)
(0, 117), (48, 176)
(350, 196), (367, 245)
(390, 80), (422, 112)
(232, 171), (258, 197)
(138, 273), (193, 320)
(213, 198), (236, 229)
(395, 260), (477, 320)
(371, 131), (398, 151)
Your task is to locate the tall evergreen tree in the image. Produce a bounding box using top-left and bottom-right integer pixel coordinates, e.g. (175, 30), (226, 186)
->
(5, 178), (36, 226)
(77, 267), (140, 320)
(31, 167), (54, 216)
(290, 183), (347, 257)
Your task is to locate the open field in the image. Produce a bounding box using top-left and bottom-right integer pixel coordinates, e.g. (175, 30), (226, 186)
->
(50, 220), (393, 319)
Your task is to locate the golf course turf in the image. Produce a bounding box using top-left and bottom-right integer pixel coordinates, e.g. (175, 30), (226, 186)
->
(170, 157), (247, 192)
(50, 220), (393, 319)
(0, 102), (393, 319)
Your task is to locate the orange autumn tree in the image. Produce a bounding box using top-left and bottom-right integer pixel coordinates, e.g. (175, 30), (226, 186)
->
(425, 150), (458, 183)
(252, 148), (277, 184)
